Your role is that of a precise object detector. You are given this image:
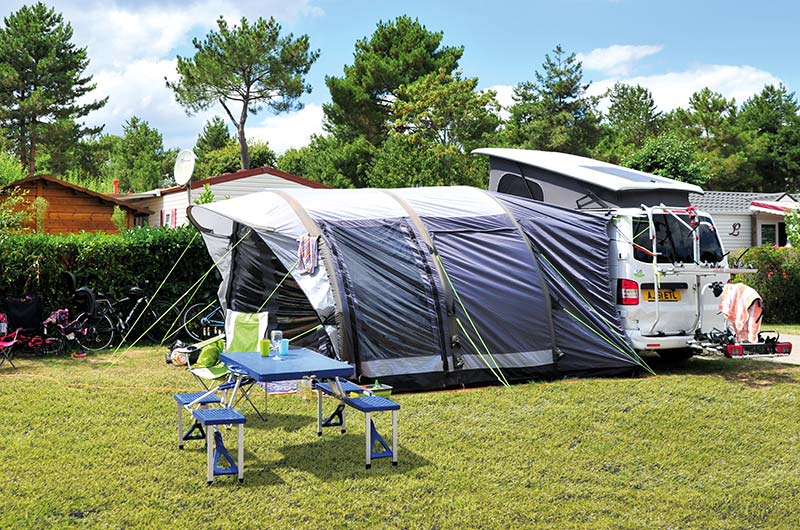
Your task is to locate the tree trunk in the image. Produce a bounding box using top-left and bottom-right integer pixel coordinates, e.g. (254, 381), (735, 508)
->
(28, 133), (36, 178)
(237, 124), (250, 170)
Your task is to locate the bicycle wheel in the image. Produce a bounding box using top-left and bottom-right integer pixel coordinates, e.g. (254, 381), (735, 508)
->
(181, 302), (222, 342)
(41, 336), (65, 356)
(77, 314), (115, 351)
(140, 300), (180, 345)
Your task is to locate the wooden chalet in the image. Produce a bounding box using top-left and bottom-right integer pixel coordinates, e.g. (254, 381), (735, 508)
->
(0, 174), (151, 234)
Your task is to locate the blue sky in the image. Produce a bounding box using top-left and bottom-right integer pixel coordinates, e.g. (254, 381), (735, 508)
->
(3, 0), (798, 153)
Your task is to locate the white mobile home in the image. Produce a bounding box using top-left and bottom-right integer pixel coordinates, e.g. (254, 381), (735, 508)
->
(113, 166), (328, 228)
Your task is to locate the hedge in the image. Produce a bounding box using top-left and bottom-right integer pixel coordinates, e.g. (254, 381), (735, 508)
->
(734, 246), (800, 323)
(0, 226), (218, 314)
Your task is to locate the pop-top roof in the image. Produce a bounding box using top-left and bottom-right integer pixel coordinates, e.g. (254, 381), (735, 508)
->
(473, 148), (704, 195)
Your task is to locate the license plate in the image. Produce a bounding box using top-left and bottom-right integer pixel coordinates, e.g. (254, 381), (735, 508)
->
(643, 289), (681, 302)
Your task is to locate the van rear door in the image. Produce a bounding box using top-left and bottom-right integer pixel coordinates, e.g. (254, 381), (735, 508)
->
(629, 212), (725, 336)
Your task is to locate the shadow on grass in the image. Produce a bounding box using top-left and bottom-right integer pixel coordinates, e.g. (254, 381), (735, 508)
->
(242, 412), (314, 433)
(272, 435), (429, 480)
(647, 355), (799, 387)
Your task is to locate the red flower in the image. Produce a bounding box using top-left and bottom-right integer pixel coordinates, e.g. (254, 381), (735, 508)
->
(768, 271), (774, 278)
(782, 271), (789, 279)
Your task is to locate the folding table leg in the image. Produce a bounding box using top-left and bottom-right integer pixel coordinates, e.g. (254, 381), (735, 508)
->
(237, 424), (244, 483)
(316, 388), (323, 436)
(206, 427), (214, 484)
(392, 410), (398, 466)
(177, 403), (183, 449)
(365, 412), (372, 469)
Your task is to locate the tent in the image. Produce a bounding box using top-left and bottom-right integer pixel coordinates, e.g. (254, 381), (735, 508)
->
(188, 186), (649, 391)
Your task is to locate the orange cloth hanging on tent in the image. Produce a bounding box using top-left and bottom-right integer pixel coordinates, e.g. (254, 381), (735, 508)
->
(719, 283), (763, 343)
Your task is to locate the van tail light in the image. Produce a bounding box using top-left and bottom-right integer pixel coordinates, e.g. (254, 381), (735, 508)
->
(617, 279), (639, 305)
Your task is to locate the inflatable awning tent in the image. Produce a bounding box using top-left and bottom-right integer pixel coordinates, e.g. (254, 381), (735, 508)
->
(188, 186), (649, 390)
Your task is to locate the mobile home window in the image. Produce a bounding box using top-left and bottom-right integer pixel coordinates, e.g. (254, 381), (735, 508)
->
(760, 222), (787, 246)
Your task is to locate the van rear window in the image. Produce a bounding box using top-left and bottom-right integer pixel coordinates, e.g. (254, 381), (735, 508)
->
(633, 214), (724, 264)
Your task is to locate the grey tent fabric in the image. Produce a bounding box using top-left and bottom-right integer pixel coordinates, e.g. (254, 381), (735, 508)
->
(189, 186), (648, 390)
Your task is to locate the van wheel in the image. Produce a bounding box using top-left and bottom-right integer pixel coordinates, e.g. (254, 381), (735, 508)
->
(657, 348), (695, 362)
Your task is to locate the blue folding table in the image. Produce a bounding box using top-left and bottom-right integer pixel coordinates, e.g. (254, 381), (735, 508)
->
(220, 347), (354, 383)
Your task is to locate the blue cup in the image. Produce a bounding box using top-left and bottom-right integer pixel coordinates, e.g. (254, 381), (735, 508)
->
(279, 338), (289, 357)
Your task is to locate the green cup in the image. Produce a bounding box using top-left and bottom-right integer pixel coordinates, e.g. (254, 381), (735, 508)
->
(259, 339), (270, 357)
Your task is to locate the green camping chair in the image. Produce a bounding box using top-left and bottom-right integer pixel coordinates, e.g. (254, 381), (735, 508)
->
(222, 310), (269, 420)
(186, 311), (270, 420)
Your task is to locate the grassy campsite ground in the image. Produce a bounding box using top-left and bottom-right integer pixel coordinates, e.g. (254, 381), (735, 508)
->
(1, 348), (800, 529)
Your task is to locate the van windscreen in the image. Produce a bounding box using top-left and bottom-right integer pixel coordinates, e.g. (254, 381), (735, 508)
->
(633, 214), (724, 264)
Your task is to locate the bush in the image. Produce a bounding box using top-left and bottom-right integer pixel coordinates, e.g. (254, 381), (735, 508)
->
(734, 246), (800, 323)
(0, 226), (218, 313)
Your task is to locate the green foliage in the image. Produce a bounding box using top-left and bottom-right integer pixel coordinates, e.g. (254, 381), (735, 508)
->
(193, 183), (215, 205)
(595, 83), (661, 163)
(31, 196), (47, 233)
(0, 226), (216, 311)
(0, 2), (106, 176)
(106, 117), (165, 192)
(111, 205), (127, 233)
(195, 116), (231, 160)
(324, 16), (463, 145)
(194, 140), (276, 179)
(168, 16), (318, 169)
(2, 349), (800, 528)
(784, 209), (800, 248)
(0, 149), (24, 185)
(623, 133), (708, 185)
(278, 135), (374, 188)
(505, 45), (601, 155)
(368, 134), (488, 188)
(735, 246), (800, 322)
(738, 84), (800, 192)
(0, 186), (31, 234)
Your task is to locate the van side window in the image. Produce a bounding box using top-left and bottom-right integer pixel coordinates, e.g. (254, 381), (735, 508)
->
(497, 173), (544, 201)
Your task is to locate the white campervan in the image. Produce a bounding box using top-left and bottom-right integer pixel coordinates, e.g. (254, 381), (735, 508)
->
(476, 148), (729, 359)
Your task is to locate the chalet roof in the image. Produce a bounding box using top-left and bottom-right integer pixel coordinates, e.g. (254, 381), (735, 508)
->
(473, 148), (704, 195)
(688, 191), (796, 213)
(1, 174), (152, 215)
(160, 165), (329, 195)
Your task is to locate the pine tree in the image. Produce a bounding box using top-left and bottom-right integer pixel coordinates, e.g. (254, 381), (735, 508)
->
(0, 3), (106, 177)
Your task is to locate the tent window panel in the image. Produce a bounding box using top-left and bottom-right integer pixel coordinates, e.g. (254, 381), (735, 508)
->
(432, 228), (551, 360)
(322, 220), (443, 363)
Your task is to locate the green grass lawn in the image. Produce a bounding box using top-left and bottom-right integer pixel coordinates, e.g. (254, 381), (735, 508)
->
(764, 323), (800, 336)
(2, 349), (800, 529)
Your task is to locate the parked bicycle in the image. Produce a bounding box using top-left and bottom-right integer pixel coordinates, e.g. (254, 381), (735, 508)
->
(181, 301), (224, 342)
(88, 286), (179, 349)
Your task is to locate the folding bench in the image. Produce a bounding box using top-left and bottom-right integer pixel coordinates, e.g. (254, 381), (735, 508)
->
(173, 391), (222, 448)
(191, 408), (246, 484)
(315, 379), (400, 469)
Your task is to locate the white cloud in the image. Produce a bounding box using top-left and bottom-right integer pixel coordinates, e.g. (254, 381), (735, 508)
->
(588, 64), (782, 112)
(247, 104), (325, 154)
(577, 44), (663, 75)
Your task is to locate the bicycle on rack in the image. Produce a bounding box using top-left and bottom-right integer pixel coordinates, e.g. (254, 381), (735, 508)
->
(181, 301), (225, 342)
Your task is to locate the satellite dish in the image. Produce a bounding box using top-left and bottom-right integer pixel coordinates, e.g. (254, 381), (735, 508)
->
(173, 149), (196, 186)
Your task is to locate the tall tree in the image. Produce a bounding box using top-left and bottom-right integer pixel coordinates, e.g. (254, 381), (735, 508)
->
(167, 16), (318, 169)
(505, 45), (601, 155)
(0, 3), (106, 177)
(738, 84), (800, 191)
(324, 16), (463, 145)
(369, 69), (500, 188)
(606, 83), (661, 148)
(195, 116), (231, 159)
(108, 117), (165, 192)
